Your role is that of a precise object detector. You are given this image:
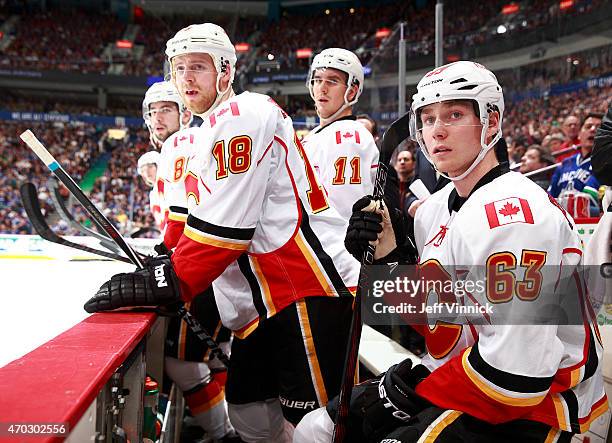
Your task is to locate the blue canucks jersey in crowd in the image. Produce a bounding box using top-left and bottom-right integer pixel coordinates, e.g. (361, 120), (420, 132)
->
(548, 152), (600, 205)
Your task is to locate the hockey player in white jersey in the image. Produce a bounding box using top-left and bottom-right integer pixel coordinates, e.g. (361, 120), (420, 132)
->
(85, 23), (360, 442)
(142, 81), (237, 442)
(137, 150), (165, 230)
(295, 61), (607, 442)
(302, 48), (379, 220)
(142, 81), (195, 247)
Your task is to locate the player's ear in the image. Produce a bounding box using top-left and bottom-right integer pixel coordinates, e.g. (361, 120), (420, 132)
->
(219, 64), (232, 92)
(347, 84), (359, 102)
(486, 111), (500, 140)
(182, 109), (192, 126)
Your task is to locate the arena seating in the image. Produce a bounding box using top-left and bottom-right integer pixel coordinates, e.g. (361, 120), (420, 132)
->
(1, 77), (608, 235)
(0, 0), (606, 76)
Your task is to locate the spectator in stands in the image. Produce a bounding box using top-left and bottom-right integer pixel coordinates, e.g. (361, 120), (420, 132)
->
(507, 136), (527, 169)
(542, 133), (565, 154)
(357, 113), (379, 142)
(519, 145), (556, 189)
(555, 114), (581, 160)
(593, 102), (612, 187)
(548, 113), (603, 216)
(392, 143), (415, 216)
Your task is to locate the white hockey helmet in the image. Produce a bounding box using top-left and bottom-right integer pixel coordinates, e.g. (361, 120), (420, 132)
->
(165, 23), (236, 117)
(142, 81), (191, 144)
(409, 61), (505, 181)
(308, 48), (364, 120)
(137, 150), (160, 186)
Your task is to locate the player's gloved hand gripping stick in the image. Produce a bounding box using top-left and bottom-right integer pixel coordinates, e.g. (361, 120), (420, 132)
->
(19, 130), (230, 367)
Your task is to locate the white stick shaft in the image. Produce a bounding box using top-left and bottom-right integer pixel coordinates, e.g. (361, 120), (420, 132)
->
(20, 130), (57, 168)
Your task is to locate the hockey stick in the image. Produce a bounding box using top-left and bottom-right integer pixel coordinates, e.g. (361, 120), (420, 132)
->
(332, 113), (412, 442)
(20, 130), (143, 265)
(20, 130), (230, 367)
(20, 182), (132, 263)
(48, 178), (124, 254)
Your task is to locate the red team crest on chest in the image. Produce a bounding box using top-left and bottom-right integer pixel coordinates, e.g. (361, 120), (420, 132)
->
(425, 225), (449, 247)
(485, 197), (534, 229)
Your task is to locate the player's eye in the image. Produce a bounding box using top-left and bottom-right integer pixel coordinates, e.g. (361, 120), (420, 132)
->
(421, 116), (435, 126)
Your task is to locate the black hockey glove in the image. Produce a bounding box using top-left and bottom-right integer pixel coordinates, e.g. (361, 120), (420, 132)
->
(345, 196), (384, 260)
(153, 242), (172, 257)
(345, 195), (414, 264)
(84, 256), (181, 313)
(143, 242), (173, 266)
(361, 358), (431, 442)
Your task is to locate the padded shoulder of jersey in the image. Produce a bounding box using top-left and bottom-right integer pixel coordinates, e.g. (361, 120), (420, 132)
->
(455, 171), (577, 246)
(160, 126), (205, 155)
(201, 91), (286, 130)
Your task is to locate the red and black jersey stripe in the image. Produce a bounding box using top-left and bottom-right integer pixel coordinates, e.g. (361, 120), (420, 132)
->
(298, 200), (352, 298)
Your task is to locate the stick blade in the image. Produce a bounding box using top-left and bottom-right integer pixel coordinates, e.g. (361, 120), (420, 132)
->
(379, 112), (411, 165)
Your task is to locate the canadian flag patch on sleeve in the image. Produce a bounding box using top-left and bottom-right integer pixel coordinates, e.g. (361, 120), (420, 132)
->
(335, 130), (361, 144)
(484, 197), (534, 229)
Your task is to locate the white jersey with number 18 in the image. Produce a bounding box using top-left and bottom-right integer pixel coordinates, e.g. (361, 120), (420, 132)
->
(171, 91), (359, 336)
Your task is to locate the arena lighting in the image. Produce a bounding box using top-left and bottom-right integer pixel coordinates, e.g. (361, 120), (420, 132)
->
(350, 8), (355, 13)
(267, 53), (275, 61)
(502, 3), (520, 14)
(296, 48), (313, 59)
(116, 40), (133, 49)
(107, 128), (127, 140)
(560, 0), (574, 10)
(133, 5), (144, 19)
(235, 42), (250, 53)
(376, 28), (391, 39)
(497, 24), (508, 34)
(325, 9), (330, 15)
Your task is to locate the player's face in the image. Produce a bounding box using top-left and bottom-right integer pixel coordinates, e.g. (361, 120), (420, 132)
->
(578, 116), (601, 152)
(419, 101), (490, 177)
(519, 148), (543, 173)
(172, 53), (219, 115)
(139, 164), (157, 187)
(311, 68), (354, 119)
(149, 101), (180, 142)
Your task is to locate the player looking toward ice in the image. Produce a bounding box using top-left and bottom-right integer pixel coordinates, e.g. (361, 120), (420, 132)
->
(85, 23), (360, 442)
(302, 48), (379, 221)
(141, 81), (197, 250)
(141, 81), (237, 442)
(294, 61), (607, 442)
(143, 81), (193, 150)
